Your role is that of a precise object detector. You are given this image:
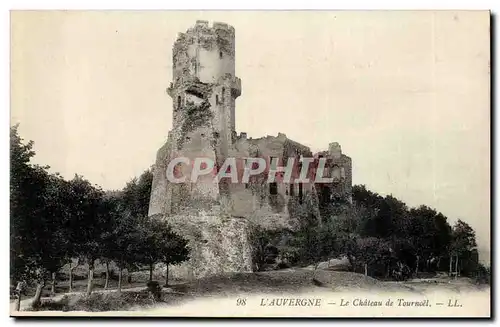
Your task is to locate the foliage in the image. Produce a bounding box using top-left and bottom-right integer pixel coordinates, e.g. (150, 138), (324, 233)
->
(11, 122), (486, 295)
(133, 216), (190, 277)
(30, 292), (169, 312)
(10, 125), (190, 299)
(255, 182), (484, 281)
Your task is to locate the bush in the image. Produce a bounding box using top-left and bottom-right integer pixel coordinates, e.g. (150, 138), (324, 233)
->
(25, 290), (172, 312)
(30, 295), (71, 311)
(474, 264), (491, 285)
(146, 281), (162, 300)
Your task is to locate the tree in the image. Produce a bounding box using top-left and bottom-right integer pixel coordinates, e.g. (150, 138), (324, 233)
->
(64, 175), (106, 296)
(405, 206), (453, 274)
(353, 237), (392, 277)
(122, 169), (153, 218)
(450, 220), (478, 276)
(98, 191), (124, 290)
(249, 226), (288, 271)
(10, 125), (71, 306)
(38, 173), (73, 296)
(134, 216), (189, 284)
(104, 194), (146, 293)
(117, 169), (188, 287)
(111, 212), (140, 293)
(451, 220), (477, 254)
(10, 124), (38, 284)
(160, 228), (190, 287)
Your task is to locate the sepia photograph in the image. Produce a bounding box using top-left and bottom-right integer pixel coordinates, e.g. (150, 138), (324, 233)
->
(9, 10), (491, 318)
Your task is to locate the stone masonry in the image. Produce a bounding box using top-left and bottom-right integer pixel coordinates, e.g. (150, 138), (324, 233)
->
(148, 21), (352, 280)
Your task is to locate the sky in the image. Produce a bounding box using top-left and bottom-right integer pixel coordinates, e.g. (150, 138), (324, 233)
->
(10, 11), (490, 258)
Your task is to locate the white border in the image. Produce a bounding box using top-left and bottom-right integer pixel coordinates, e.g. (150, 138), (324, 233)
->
(2, 1), (497, 326)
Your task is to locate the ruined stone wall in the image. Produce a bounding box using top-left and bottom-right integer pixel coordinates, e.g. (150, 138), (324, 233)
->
(226, 132), (320, 229)
(148, 136), (172, 217)
(164, 208), (253, 280)
(314, 143), (353, 206)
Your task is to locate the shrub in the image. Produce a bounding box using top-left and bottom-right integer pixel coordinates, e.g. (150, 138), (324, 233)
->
(146, 281), (162, 300)
(474, 264), (491, 285)
(69, 292), (159, 312)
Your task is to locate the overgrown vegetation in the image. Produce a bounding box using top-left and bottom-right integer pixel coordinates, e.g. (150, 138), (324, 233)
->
(29, 291), (185, 312)
(177, 100), (214, 150)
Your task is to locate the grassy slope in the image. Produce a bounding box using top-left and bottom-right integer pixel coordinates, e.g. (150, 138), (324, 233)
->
(15, 268), (489, 313)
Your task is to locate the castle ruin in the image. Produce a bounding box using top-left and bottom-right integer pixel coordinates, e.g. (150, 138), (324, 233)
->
(148, 21), (352, 279)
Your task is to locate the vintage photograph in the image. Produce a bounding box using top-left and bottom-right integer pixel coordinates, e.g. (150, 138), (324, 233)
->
(10, 11), (491, 317)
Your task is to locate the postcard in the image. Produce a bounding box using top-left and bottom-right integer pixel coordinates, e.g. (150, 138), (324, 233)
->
(10, 10), (491, 318)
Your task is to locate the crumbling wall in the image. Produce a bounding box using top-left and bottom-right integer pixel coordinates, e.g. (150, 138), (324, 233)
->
(149, 137), (172, 217)
(226, 133), (319, 230)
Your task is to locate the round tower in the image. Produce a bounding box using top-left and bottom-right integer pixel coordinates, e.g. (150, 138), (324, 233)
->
(167, 20), (242, 139)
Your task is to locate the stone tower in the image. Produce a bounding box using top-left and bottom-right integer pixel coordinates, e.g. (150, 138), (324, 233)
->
(149, 21), (253, 280)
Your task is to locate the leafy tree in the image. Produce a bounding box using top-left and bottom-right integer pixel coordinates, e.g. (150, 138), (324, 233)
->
(39, 173), (73, 296)
(249, 226), (294, 271)
(451, 219), (477, 254)
(64, 175), (106, 296)
(10, 125), (71, 305)
(450, 220), (478, 276)
(353, 237), (392, 276)
(160, 228), (190, 287)
(10, 124), (38, 284)
(122, 169), (153, 218)
(133, 216), (189, 283)
(405, 206), (453, 273)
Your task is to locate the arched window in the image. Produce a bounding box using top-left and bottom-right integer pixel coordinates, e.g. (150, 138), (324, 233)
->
(177, 96), (181, 109)
(221, 87), (225, 103)
(219, 51), (223, 59)
(216, 95), (219, 104)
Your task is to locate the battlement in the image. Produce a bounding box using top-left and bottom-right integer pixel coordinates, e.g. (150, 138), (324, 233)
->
(328, 142), (342, 158)
(195, 20), (209, 28)
(173, 20), (236, 61)
(193, 20), (235, 34)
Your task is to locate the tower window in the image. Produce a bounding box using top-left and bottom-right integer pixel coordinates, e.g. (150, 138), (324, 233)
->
(216, 95), (219, 105)
(177, 96), (181, 109)
(221, 87), (225, 103)
(269, 182), (278, 195)
(219, 51), (223, 59)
